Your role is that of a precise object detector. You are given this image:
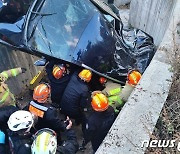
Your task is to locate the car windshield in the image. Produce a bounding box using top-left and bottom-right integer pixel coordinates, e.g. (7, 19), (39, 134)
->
(27, 0), (97, 60)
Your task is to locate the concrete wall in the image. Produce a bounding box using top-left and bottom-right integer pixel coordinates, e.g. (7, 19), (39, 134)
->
(0, 44), (40, 95)
(129, 0), (176, 46)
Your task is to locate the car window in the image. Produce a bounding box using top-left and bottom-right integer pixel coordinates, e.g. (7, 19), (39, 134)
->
(27, 0), (97, 61)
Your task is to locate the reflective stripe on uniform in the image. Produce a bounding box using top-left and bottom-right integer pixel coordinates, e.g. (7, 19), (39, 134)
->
(1, 72), (8, 79)
(30, 101), (48, 111)
(109, 88), (121, 96)
(108, 95), (123, 105)
(11, 69), (17, 77)
(0, 89), (9, 104)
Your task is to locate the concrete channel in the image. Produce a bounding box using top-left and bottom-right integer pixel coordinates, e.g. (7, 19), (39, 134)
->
(0, 0), (179, 153)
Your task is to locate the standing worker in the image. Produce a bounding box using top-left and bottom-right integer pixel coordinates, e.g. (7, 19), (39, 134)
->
(81, 92), (115, 152)
(120, 70), (142, 102)
(60, 69), (92, 125)
(46, 61), (72, 106)
(0, 67), (26, 107)
(26, 83), (68, 135)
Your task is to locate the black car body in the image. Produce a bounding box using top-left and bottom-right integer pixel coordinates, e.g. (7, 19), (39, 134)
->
(0, 0), (155, 83)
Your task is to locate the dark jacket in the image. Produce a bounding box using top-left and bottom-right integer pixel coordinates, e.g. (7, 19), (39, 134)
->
(0, 106), (32, 154)
(46, 61), (71, 105)
(56, 129), (79, 154)
(26, 100), (66, 133)
(83, 106), (115, 152)
(7, 130), (32, 154)
(0, 105), (18, 132)
(60, 72), (91, 118)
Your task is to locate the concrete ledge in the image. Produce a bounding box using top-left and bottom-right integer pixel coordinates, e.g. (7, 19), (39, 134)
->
(96, 52), (173, 154)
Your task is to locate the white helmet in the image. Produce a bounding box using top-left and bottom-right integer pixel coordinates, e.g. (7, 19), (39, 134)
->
(7, 110), (34, 132)
(31, 128), (57, 154)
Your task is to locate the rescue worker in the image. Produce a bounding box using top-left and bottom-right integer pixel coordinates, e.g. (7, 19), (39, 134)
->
(81, 92), (115, 152)
(60, 69), (92, 125)
(0, 110), (34, 154)
(99, 77), (124, 113)
(0, 105), (19, 153)
(25, 83), (68, 135)
(31, 119), (79, 154)
(46, 61), (72, 106)
(120, 70), (142, 102)
(0, 67), (26, 108)
(0, 105), (19, 132)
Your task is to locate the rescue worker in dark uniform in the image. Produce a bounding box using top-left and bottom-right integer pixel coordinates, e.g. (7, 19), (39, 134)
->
(46, 61), (72, 106)
(25, 83), (67, 135)
(82, 92), (115, 152)
(0, 110), (34, 154)
(0, 67), (26, 107)
(0, 105), (19, 153)
(60, 69), (92, 124)
(31, 119), (79, 154)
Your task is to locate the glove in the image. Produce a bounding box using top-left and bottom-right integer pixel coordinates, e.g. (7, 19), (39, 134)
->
(0, 130), (5, 144)
(21, 68), (27, 73)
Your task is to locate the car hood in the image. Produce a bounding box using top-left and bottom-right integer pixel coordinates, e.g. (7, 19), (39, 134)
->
(0, 0), (155, 83)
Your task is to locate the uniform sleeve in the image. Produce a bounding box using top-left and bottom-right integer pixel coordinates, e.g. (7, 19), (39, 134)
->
(0, 67), (22, 81)
(56, 129), (79, 154)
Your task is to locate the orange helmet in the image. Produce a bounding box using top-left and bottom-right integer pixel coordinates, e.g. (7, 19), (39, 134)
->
(99, 77), (107, 85)
(33, 83), (51, 103)
(52, 65), (66, 79)
(91, 93), (109, 112)
(127, 70), (142, 85)
(78, 69), (92, 82)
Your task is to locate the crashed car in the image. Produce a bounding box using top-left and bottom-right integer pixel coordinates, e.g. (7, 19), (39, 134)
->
(0, 0), (155, 83)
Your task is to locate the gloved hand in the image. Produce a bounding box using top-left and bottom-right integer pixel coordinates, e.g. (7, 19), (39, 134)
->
(21, 68), (27, 73)
(0, 130), (5, 144)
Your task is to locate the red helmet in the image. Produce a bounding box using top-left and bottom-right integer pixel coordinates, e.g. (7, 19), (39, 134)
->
(99, 77), (107, 85)
(127, 70), (142, 85)
(52, 65), (66, 79)
(33, 83), (50, 103)
(91, 93), (109, 112)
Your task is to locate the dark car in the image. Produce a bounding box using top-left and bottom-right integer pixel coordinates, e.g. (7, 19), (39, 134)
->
(0, 0), (155, 83)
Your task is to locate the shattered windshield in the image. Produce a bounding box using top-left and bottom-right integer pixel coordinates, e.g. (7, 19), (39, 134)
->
(26, 0), (97, 60)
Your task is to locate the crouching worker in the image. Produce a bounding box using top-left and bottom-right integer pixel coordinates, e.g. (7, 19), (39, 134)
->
(81, 92), (115, 153)
(25, 83), (67, 135)
(99, 77), (123, 114)
(0, 110), (34, 154)
(31, 118), (79, 154)
(0, 67), (26, 107)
